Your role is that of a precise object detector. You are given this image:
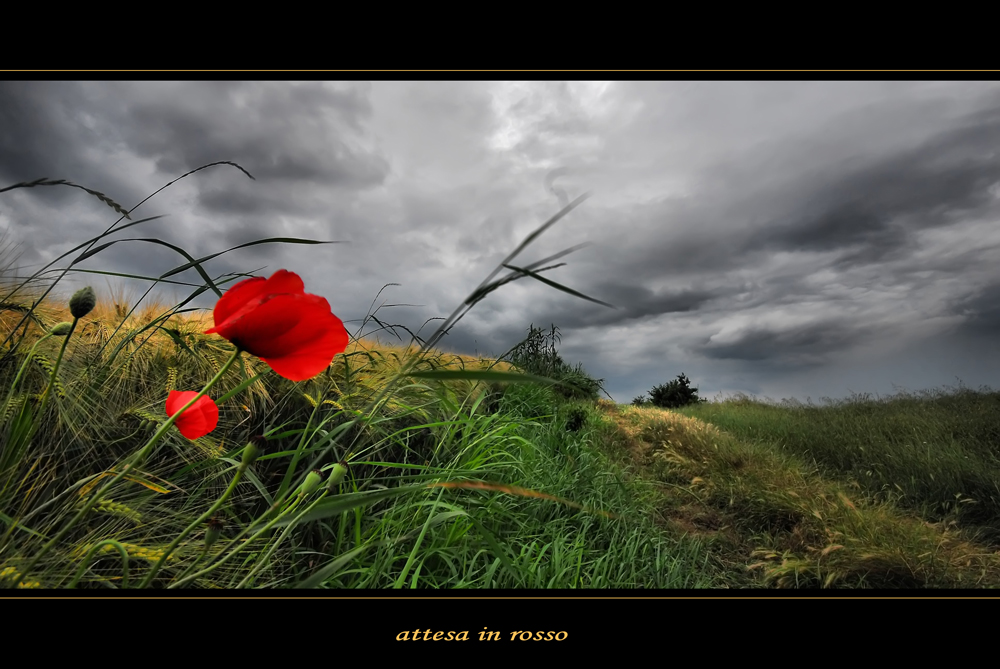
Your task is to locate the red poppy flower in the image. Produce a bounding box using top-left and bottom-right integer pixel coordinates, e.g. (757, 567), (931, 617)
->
(166, 391), (219, 440)
(204, 269), (349, 382)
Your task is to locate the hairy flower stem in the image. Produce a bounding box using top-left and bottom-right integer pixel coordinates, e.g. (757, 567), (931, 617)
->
(166, 494), (311, 589)
(34, 318), (77, 424)
(234, 490), (329, 588)
(175, 546), (210, 585)
(138, 468), (245, 588)
(18, 348), (242, 583)
(276, 385), (329, 504)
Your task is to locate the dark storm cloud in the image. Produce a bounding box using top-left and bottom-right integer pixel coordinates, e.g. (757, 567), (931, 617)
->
(949, 281), (1000, 339)
(0, 81), (147, 221)
(745, 102), (1000, 262)
(519, 91), (1000, 368)
(121, 82), (389, 190)
(696, 319), (886, 367)
(533, 281), (722, 330)
(601, 96), (1000, 289)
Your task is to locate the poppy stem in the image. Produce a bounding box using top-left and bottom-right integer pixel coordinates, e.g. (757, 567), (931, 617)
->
(34, 317), (77, 424)
(166, 495), (307, 589)
(138, 467), (245, 588)
(18, 347), (242, 586)
(233, 490), (325, 588)
(275, 381), (330, 504)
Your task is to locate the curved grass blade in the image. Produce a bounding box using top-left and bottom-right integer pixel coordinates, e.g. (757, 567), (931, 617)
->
(69, 238), (224, 297)
(295, 541), (388, 589)
(40, 267), (210, 288)
(0, 178), (132, 219)
(77, 468), (180, 498)
(2, 161), (253, 349)
(0, 215), (167, 308)
(502, 264), (617, 309)
(257, 483), (436, 530)
(159, 237), (342, 280)
(0, 511), (47, 539)
(466, 516), (520, 585)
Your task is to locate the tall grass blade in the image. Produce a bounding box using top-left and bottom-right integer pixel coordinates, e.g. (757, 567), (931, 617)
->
(502, 264), (617, 309)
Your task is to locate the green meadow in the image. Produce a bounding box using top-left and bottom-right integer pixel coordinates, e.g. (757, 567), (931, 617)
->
(2, 164), (999, 589)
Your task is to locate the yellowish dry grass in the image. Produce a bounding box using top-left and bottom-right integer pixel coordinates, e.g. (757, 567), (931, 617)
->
(593, 401), (1000, 588)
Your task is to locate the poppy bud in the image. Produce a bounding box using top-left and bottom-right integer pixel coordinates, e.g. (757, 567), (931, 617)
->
(239, 436), (266, 472)
(205, 518), (224, 549)
(69, 287), (97, 319)
(301, 469), (324, 496)
(50, 322), (74, 336)
(326, 461), (349, 493)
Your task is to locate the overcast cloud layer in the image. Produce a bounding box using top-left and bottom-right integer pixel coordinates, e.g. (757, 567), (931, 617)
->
(2, 80), (999, 405)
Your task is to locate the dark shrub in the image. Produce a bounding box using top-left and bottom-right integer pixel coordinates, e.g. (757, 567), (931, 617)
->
(648, 373), (706, 409)
(503, 323), (605, 402)
(564, 406), (588, 432)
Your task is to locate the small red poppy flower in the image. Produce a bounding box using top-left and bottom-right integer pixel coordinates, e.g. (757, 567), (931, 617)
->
(165, 390), (219, 440)
(204, 269), (349, 382)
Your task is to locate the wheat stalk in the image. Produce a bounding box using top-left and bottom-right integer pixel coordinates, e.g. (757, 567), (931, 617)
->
(0, 178), (132, 219)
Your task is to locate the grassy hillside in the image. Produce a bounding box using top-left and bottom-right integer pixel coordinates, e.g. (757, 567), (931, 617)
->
(0, 287), (722, 589)
(593, 393), (1000, 588)
(3, 166), (998, 590)
(4, 284), (999, 589)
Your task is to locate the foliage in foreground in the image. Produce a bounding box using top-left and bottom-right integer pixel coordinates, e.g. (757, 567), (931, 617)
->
(0, 163), (719, 590)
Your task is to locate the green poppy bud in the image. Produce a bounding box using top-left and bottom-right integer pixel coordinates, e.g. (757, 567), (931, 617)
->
(205, 518), (224, 549)
(144, 420), (157, 434)
(50, 322), (74, 336)
(69, 286), (97, 319)
(239, 436), (266, 472)
(301, 469), (324, 496)
(326, 461), (349, 493)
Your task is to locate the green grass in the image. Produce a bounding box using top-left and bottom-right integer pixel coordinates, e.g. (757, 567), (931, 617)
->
(677, 387), (1000, 544)
(593, 392), (1000, 588)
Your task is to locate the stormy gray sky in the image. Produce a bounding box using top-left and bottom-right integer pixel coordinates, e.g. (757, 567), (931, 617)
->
(2, 80), (1000, 405)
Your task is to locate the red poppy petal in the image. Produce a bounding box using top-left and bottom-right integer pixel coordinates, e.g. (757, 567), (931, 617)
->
(213, 293), (328, 358)
(182, 397), (219, 439)
(259, 314), (349, 381)
(258, 307), (346, 358)
(239, 294), (331, 350)
(207, 277), (268, 333)
(206, 270), (306, 335)
(166, 390), (197, 416)
(260, 269), (305, 296)
(166, 391), (219, 440)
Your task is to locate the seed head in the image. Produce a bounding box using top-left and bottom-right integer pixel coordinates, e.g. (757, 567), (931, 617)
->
(326, 461), (349, 493)
(69, 286), (96, 319)
(301, 469), (324, 496)
(239, 435), (267, 471)
(205, 518), (224, 549)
